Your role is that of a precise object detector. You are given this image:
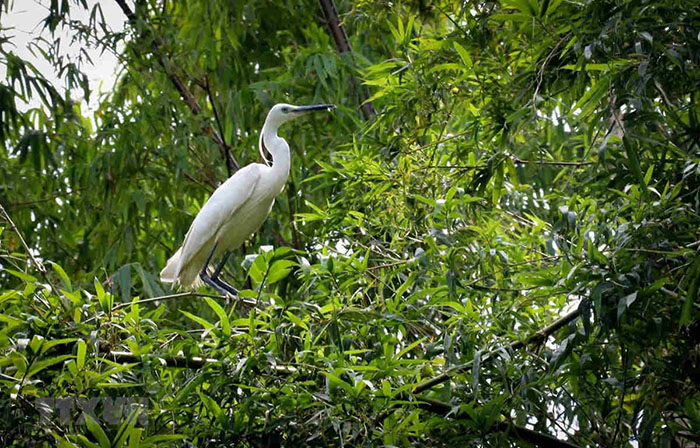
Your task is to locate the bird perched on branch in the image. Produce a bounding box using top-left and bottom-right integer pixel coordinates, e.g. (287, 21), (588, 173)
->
(160, 103), (335, 295)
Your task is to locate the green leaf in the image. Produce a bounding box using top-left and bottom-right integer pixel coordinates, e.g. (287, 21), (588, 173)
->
(394, 337), (426, 361)
(116, 264), (132, 302)
(322, 371), (354, 395)
(40, 337), (78, 355)
(382, 380), (391, 397)
(95, 278), (112, 313)
(453, 42), (473, 68)
(680, 257), (699, 325)
(571, 75), (610, 119)
(84, 413), (111, 448)
(199, 392), (227, 426)
(134, 264), (165, 298)
(472, 350), (482, 398)
(587, 239), (608, 265)
(427, 63), (464, 74)
(76, 339), (87, 370)
(50, 261), (71, 290)
(492, 164), (504, 204)
(4, 269), (36, 283)
(285, 311), (308, 330)
(140, 435), (186, 446)
(386, 19), (401, 42)
(205, 298), (230, 337)
(128, 428), (143, 448)
(267, 259), (296, 284)
(500, 0), (537, 15)
(617, 292), (638, 319)
(248, 254), (267, 284)
(26, 354), (73, 378)
(180, 310), (214, 331)
(623, 138), (648, 196)
(644, 165), (654, 186)
(113, 410), (141, 448)
(73, 435), (101, 448)
(28, 335), (44, 354)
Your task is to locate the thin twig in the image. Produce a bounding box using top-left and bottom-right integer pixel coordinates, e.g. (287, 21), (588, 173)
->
(0, 202), (59, 297)
(532, 36), (567, 118)
(412, 129), (473, 152)
(184, 169), (216, 192)
(367, 259), (412, 271)
(5, 188), (85, 209)
(511, 156), (595, 166)
(418, 164), (485, 171)
(111, 291), (236, 311)
(98, 346), (297, 373)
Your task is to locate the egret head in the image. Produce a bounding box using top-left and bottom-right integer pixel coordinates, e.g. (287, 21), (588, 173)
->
(265, 103), (336, 128)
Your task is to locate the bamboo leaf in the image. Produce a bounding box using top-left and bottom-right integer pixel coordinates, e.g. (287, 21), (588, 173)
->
(205, 298), (231, 337)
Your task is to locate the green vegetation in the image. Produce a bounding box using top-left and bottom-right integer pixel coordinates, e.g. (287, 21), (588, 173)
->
(1, 0), (698, 446)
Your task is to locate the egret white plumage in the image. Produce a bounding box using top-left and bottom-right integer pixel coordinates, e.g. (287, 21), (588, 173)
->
(160, 103), (335, 295)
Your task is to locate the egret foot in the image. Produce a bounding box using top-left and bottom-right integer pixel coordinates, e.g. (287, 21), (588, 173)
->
(199, 243), (239, 297)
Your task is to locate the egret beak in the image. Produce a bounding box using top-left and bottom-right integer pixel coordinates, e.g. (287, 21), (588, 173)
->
(291, 104), (336, 114)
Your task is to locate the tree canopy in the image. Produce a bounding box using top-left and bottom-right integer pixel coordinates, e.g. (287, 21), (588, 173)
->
(1, 0), (698, 446)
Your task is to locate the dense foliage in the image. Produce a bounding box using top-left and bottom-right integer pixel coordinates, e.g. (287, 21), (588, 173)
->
(1, 0), (698, 446)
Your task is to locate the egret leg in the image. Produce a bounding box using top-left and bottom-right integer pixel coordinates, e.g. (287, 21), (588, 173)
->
(212, 251), (230, 278)
(211, 251), (238, 295)
(199, 243), (238, 296)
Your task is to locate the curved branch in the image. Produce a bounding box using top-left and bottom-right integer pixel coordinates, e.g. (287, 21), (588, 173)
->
(113, 0), (239, 174)
(413, 308), (580, 394)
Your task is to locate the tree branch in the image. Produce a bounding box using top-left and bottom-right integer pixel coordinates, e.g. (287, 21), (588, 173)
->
(113, 0), (238, 174)
(102, 349), (217, 369)
(512, 157), (595, 167)
(420, 157), (594, 171)
(110, 291), (257, 311)
(317, 0), (375, 120)
(5, 188), (85, 210)
(413, 308), (580, 394)
(97, 345), (296, 374)
(203, 75), (234, 177)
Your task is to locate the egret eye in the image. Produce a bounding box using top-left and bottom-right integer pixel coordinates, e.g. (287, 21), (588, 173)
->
(281, 107), (289, 113)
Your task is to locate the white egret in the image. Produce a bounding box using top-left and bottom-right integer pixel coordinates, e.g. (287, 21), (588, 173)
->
(160, 103), (335, 295)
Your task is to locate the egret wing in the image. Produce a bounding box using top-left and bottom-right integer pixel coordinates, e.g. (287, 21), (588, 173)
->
(175, 165), (261, 275)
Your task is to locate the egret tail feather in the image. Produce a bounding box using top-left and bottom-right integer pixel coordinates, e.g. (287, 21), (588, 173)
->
(178, 263), (201, 289)
(160, 247), (182, 283)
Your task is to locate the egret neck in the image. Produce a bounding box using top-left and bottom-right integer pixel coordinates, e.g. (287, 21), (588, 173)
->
(260, 117), (291, 193)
